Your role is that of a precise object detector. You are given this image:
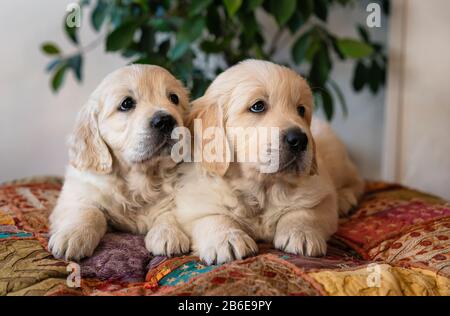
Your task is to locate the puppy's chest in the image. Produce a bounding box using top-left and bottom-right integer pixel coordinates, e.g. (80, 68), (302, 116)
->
(119, 169), (176, 210)
(235, 190), (286, 240)
(101, 177), (174, 233)
(117, 179), (174, 212)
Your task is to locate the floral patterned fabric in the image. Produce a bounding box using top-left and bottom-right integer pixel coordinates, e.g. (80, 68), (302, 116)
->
(0, 177), (449, 296)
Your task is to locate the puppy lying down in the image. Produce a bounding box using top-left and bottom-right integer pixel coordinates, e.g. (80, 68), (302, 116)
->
(49, 65), (190, 260)
(174, 60), (364, 265)
(50, 61), (362, 265)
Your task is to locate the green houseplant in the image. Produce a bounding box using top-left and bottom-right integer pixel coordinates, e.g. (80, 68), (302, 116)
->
(41, 0), (389, 120)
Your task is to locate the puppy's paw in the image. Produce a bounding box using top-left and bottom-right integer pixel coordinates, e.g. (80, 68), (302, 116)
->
(274, 228), (327, 257)
(145, 225), (190, 257)
(48, 226), (103, 261)
(197, 229), (258, 265)
(337, 187), (359, 217)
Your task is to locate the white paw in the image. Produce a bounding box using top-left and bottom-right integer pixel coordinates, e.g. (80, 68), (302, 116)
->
(274, 228), (327, 257)
(337, 188), (358, 216)
(48, 226), (103, 261)
(145, 225), (190, 257)
(196, 229), (258, 265)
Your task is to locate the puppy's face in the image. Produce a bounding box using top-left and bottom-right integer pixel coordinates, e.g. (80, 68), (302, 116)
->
(191, 60), (316, 178)
(69, 65), (188, 173)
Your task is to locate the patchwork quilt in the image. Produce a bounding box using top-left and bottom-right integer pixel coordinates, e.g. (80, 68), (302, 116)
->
(0, 177), (449, 296)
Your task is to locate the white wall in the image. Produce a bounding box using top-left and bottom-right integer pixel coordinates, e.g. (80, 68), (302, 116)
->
(384, 0), (450, 199)
(0, 0), (126, 181)
(317, 3), (387, 180)
(0, 1), (387, 182)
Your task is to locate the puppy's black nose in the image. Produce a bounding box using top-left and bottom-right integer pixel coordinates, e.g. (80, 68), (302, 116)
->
(150, 112), (177, 134)
(285, 128), (308, 152)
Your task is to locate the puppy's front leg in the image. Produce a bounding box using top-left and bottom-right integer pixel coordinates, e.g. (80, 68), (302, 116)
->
(273, 196), (338, 257)
(49, 207), (107, 261)
(145, 212), (190, 256)
(192, 215), (258, 265)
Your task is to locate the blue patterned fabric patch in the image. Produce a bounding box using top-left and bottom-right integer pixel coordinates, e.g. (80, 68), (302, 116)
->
(159, 260), (218, 286)
(0, 231), (33, 239)
(0, 224), (33, 239)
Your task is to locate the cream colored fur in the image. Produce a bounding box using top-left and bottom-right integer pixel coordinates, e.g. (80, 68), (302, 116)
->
(175, 60), (364, 265)
(49, 65), (190, 261)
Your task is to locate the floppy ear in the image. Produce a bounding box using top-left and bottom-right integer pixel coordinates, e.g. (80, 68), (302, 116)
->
(190, 96), (231, 176)
(68, 98), (113, 174)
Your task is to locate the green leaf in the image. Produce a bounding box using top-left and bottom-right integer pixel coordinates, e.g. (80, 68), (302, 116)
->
(305, 37), (320, 62)
(329, 35), (345, 60)
(167, 40), (190, 61)
(292, 31), (310, 65)
(191, 77), (211, 99)
(187, 18), (206, 41)
(287, 11), (303, 33)
(41, 42), (60, 55)
(149, 18), (174, 32)
(173, 61), (194, 83)
(223, 0), (243, 16)
(138, 26), (155, 52)
(353, 61), (367, 91)
(166, 17), (205, 61)
(131, 52), (166, 67)
(336, 38), (374, 58)
(91, 0), (109, 31)
(321, 89), (334, 121)
(178, 17), (206, 42)
(206, 7), (223, 37)
(241, 13), (259, 42)
(46, 59), (62, 72)
(309, 44), (331, 87)
(190, 0), (213, 16)
(299, 0), (314, 21)
(110, 7), (128, 28)
(121, 47), (140, 58)
(270, 0), (296, 25)
(158, 39), (171, 55)
(132, 0), (149, 12)
(357, 24), (370, 43)
(64, 18), (78, 44)
(368, 60), (383, 93)
(328, 80), (348, 117)
(314, 0), (328, 21)
(381, 64), (387, 85)
(51, 64), (68, 92)
(130, 56), (151, 65)
(246, 0), (263, 11)
(253, 41), (266, 59)
(68, 54), (83, 81)
(106, 21), (140, 52)
(201, 40), (224, 53)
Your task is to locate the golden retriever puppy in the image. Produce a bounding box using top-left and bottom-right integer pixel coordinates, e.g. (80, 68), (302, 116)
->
(49, 64), (190, 261)
(175, 60), (363, 265)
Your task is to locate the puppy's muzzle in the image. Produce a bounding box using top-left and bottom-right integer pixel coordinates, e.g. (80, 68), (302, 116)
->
(150, 111), (177, 135)
(284, 128), (308, 153)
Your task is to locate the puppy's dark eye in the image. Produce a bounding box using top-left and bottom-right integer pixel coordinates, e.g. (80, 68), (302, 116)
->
(249, 101), (266, 113)
(169, 93), (179, 105)
(119, 97), (136, 112)
(297, 105), (306, 118)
